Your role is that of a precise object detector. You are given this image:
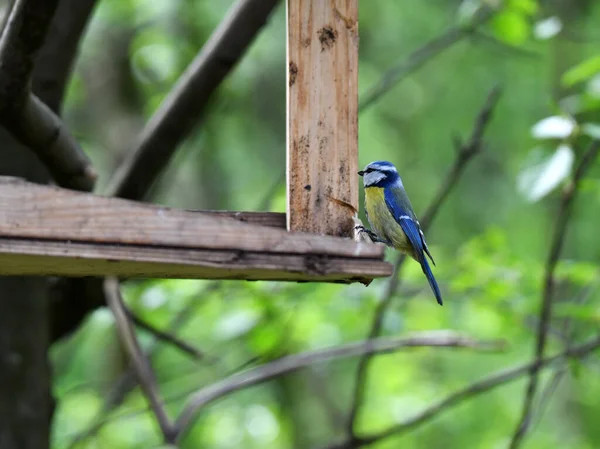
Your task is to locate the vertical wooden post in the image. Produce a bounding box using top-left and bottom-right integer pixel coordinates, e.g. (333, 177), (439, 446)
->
(286, 0), (359, 237)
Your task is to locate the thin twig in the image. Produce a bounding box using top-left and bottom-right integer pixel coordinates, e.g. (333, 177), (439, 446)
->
(66, 282), (220, 449)
(320, 334), (600, 449)
(52, 0), (282, 341)
(66, 369), (138, 449)
(532, 283), (597, 430)
(508, 141), (600, 448)
(471, 30), (542, 59)
(106, 0), (280, 200)
(173, 331), (504, 442)
(346, 86), (502, 436)
(0, 0), (96, 191)
(127, 309), (206, 361)
(104, 277), (176, 444)
(358, 5), (498, 113)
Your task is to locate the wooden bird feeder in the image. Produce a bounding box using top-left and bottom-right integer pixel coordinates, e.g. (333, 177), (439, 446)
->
(0, 0), (392, 284)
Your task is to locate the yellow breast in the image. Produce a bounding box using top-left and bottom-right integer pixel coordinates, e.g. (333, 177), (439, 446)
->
(364, 187), (413, 256)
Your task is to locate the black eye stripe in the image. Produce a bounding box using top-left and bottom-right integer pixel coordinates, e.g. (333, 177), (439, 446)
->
(364, 166), (397, 174)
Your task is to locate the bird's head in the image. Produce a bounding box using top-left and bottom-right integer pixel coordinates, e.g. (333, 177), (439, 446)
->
(358, 160), (402, 188)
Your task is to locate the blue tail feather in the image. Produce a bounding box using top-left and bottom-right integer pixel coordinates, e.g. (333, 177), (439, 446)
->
(420, 256), (443, 306)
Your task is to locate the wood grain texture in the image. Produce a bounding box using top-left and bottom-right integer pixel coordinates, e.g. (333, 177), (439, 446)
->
(0, 238), (390, 283)
(201, 211), (286, 228)
(287, 0), (359, 236)
(0, 177), (391, 282)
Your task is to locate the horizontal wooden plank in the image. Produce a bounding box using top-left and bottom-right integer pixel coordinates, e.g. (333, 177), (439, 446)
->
(0, 177), (382, 258)
(0, 177), (392, 282)
(0, 238), (392, 283)
(199, 211), (286, 228)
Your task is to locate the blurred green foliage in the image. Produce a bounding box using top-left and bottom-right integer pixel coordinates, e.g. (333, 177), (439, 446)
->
(51, 0), (600, 448)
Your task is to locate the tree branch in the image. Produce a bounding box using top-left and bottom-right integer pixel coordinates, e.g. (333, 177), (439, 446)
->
(104, 277), (176, 444)
(5, 93), (97, 190)
(0, 0), (96, 191)
(128, 309), (206, 361)
(173, 331), (504, 443)
(0, 0), (60, 98)
(32, 0), (98, 114)
(346, 86), (502, 435)
(65, 283), (221, 449)
(105, 0), (281, 200)
(358, 4), (498, 113)
(320, 334), (600, 449)
(51, 0), (281, 342)
(532, 283), (596, 430)
(508, 140), (600, 448)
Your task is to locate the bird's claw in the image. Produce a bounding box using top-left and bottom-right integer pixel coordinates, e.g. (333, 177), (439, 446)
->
(354, 225), (385, 243)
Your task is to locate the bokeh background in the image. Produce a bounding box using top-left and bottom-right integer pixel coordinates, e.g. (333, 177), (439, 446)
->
(47, 0), (600, 448)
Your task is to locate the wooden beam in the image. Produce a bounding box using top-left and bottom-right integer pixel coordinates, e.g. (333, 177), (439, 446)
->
(287, 0), (359, 236)
(0, 238), (388, 282)
(0, 177), (391, 282)
(201, 211), (286, 228)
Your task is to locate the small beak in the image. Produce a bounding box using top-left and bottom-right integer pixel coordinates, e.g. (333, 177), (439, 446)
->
(357, 170), (364, 176)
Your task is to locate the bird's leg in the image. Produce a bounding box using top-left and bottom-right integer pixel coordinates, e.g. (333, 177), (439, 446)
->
(354, 225), (387, 243)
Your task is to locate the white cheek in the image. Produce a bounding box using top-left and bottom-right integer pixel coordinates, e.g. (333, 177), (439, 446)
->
(364, 172), (386, 186)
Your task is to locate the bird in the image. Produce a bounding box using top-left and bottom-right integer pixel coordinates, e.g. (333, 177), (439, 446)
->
(357, 160), (443, 305)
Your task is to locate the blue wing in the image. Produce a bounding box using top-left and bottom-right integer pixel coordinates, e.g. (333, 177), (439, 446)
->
(384, 187), (443, 306)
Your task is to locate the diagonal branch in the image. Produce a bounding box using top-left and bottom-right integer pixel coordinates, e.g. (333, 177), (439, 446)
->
(173, 331), (504, 443)
(106, 0), (281, 200)
(104, 277), (176, 444)
(0, 0), (96, 191)
(320, 334), (600, 449)
(52, 0), (281, 342)
(4, 93), (97, 190)
(65, 283), (221, 449)
(0, 0), (61, 97)
(52, 0), (278, 340)
(128, 309), (206, 361)
(32, 0), (99, 114)
(508, 140), (600, 448)
(532, 283), (597, 430)
(346, 86), (502, 436)
(358, 4), (498, 113)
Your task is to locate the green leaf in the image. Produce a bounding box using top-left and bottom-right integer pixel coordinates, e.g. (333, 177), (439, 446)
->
(581, 123), (600, 140)
(517, 144), (574, 202)
(556, 260), (599, 286)
(534, 16), (562, 40)
(492, 10), (530, 45)
(531, 115), (576, 139)
(508, 0), (539, 15)
(214, 309), (261, 340)
(562, 55), (600, 87)
(559, 93), (600, 115)
(553, 302), (600, 322)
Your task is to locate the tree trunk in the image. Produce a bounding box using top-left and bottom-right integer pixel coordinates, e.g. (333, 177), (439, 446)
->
(0, 0), (97, 445)
(0, 132), (52, 449)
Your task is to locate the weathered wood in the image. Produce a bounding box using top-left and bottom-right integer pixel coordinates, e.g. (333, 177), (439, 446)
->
(0, 177), (391, 282)
(0, 177), (377, 257)
(0, 238), (389, 282)
(287, 0), (359, 236)
(201, 211), (286, 228)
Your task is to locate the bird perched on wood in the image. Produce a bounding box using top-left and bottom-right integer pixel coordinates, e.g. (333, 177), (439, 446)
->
(357, 161), (442, 305)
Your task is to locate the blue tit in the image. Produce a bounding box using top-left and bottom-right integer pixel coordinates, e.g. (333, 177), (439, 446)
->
(358, 161), (442, 305)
